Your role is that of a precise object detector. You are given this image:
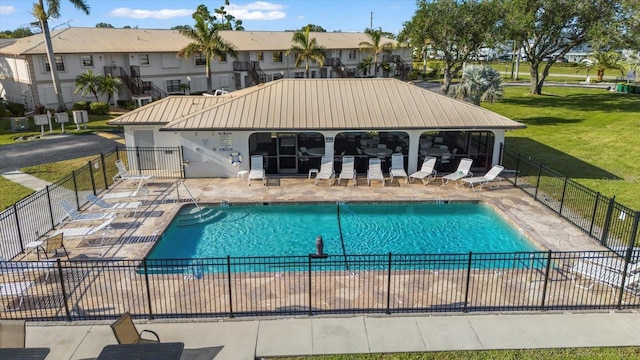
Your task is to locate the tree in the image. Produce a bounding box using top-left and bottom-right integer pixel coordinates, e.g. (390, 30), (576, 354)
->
(177, 4), (239, 94)
(359, 28), (394, 77)
(501, 0), (640, 94)
(213, 0), (244, 30)
(95, 22), (113, 28)
(448, 64), (504, 106)
(357, 56), (374, 77)
(32, 0), (90, 112)
(98, 74), (121, 104)
(286, 25), (326, 78)
(74, 69), (102, 102)
(399, 0), (501, 93)
(578, 50), (626, 82)
(0, 27), (35, 38)
(301, 24), (326, 32)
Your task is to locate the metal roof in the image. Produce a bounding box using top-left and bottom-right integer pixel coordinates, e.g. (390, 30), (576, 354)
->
(108, 96), (229, 125)
(132, 79), (525, 131)
(0, 28), (397, 55)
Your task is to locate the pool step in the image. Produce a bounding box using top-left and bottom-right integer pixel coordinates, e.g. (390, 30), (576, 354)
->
(176, 208), (223, 227)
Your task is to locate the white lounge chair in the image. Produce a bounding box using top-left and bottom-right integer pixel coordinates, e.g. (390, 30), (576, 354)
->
(441, 158), (474, 186)
(389, 153), (408, 184)
(582, 251), (640, 274)
(52, 218), (115, 246)
(113, 160), (154, 185)
(367, 158), (385, 186)
(338, 155), (356, 186)
(461, 165), (504, 191)
(571, 261), (640, 294)
(314, 156), (335, 186)
(248, 155), (266, 186)
(85, 194), (142, 216)
(60, 199), (116, 223)
(409, 157), (437, 185)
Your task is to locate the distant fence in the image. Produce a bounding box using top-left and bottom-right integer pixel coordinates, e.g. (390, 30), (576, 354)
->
(0, 147), (183, 260)
(502, 148), (640, 256)
(0, 250), (638, 321)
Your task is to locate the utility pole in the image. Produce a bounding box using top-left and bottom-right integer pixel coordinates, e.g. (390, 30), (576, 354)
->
(370, 11), (373, 30)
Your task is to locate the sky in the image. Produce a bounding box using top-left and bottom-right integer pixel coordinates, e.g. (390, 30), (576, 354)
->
(0, 0), (417, 35)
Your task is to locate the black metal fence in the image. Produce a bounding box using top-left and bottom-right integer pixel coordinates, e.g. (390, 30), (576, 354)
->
(0, 147), (183, 260)
(502, 148), (640, 258)
(0, 249), (638, 321)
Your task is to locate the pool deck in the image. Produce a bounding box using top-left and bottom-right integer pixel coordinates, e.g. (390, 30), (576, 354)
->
(19, 176), (628, 359)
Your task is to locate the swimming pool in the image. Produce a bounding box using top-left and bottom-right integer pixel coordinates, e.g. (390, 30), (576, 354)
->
(147, 202), (539, 261)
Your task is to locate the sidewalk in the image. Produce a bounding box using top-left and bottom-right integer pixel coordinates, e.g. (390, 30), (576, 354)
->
(26, 312), (640, 359)
(1, 170), (52, 191)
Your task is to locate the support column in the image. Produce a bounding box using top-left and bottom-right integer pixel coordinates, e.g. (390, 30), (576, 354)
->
(492, 130), (505, 166)
(407, 130), (423, 174)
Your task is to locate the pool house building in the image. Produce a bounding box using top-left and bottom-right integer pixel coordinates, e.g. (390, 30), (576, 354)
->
(109, 78), (525, 178)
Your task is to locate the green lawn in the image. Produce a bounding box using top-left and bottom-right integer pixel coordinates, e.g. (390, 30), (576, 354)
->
(484, 87), (640, 210)
(0, 114), (120, 145)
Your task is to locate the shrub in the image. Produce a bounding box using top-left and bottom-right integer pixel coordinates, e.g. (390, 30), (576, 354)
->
(72, 101), (89, 111)
(0, 103), (6, 118)
(117, 100), (136, 110)
(5, 102), (26, 116)
(89, 102), (109, 115)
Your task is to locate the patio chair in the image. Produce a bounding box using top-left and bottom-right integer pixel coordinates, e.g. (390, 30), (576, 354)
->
(338, 155), (356, 186)
(110, 312), (160, 344)
(314, 156), (335, 186)
(367, 158), (385, 186)
(441, 158), (474, 186)
(85, 193), (142, 217)
(113, 160), (153, 185)
(571, 261), (640, 295)
(409, 157), (437, 185)
(0, 319), (25, 347)
(248, 155), (266, 186)
(52, 218), (115, 246)
(59, 199), (116, 223)
(461, 165), (504, 191)
(389, 153), (408, 184)
(0, 281), (35, 311)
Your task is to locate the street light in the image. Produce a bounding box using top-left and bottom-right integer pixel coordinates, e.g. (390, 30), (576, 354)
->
(186, 76), (191, 95)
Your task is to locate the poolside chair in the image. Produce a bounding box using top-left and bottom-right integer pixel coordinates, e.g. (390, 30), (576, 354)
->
(0, 319), (25, 347)
(582, 251), (640, 274)
(338, 155), (356, 186)
(110, 312), (160, 344)
(571, 261), (640, 295)
(102, 187), (150, 201)
(389, 153), (408, 184)
(52, 218), (115, 246)
(314, 156), (335, 186)
(60, 199), (116, 223)
(441, 158), (474, 186)
(367, 158), (385, 186)
(248, 155), (266, 186)
(0, 281), (35, 311)
(85, 193), (142, 216)
(113, 160), (154, 185)
(409, 157), (437, 185)
(461, 165), (504, 191)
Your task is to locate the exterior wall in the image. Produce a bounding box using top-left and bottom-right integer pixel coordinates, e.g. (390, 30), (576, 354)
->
(0, 55), (34, 108)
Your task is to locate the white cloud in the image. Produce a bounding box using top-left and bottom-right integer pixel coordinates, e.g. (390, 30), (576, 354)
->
(228, 2), (286, 21)
(109, 8), (192, 20)
(0, 5), (16, 15)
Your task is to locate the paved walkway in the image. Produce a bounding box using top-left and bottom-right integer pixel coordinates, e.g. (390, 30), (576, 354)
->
(1, 170), (52, 191)
(26, 312), (640, 359)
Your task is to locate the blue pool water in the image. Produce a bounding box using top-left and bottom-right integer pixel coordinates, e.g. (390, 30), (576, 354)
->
(147, 202), (538, 260)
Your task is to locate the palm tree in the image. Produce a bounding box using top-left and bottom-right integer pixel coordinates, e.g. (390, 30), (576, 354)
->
(579, 50), (626, 82)
(32, 0), (90, 112)
(74, 69), (102, 102)
(358, 28), (394, 77)
(177, 4), (238, 94)
(448, 65), (504, 106)
(286, 25), (326, 78)
(357, 56), (374, 77)
(98, 75), (122, 105)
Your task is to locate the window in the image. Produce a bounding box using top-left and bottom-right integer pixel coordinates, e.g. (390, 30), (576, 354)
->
(219, 53), (227, 63)
(335, 50), (342, 58)
(194, 53), (206, 66)
(348, 50), (357, 60)
(81, 55), (93, 67)
(44, 55), (65, 72)
(256, 51), (264, 61)
(272, 51), (283, 63)
(140, 54), (150, 65)
(294, 71), (304, 78)
(166, 80), (181, 93)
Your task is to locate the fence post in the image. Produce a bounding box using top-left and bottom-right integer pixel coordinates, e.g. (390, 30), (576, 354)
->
(12, 204), (25, 251)
(56, 259), (72, 321)
(533, 161), (543, 200)
(135, 146), (142, 173)
(101, 153), (108, 189)
(601, 196), (616, 247)
(308, 255), (313, 316)
(72, 170), (79, 208)
(513, 153), (520, 187)
(226, 256), (234, 318)
(115, 146), (121, 161)
(589, 192), (601, 237)
(617, 212), (640, 309)
(386, 252), (392, 315)
(540, 250), (552, 310)
(88, 160), (96, 196)
(463, 252), (472, 313)
(180, 146), (186, 179)
(45, 185), (55, 229)
(559, 176), (568, 215)
(143, 259), (154, 320)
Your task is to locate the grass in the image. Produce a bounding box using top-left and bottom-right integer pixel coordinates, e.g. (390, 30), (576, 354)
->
(269, 347), (640, 359)
(0, 114), (120, 145)
(483, 87), (640, 210)
(0, 177), (36, 210)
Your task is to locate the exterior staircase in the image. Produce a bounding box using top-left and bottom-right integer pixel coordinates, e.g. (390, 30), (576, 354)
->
(233, 61), (267, 86)
(105, 66), (168, 101)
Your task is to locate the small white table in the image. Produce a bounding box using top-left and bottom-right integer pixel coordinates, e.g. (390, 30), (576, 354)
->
(305, 147), (325, 157)
(308, 168), (319, 179)
(237, 170), (249, 181)
(24, 241), (45, 260)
